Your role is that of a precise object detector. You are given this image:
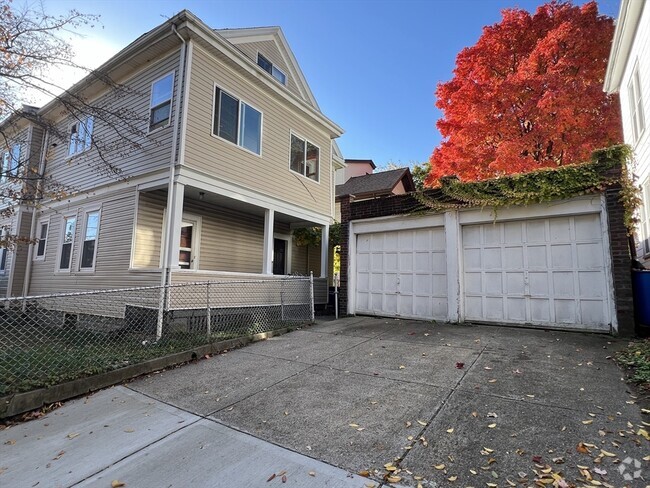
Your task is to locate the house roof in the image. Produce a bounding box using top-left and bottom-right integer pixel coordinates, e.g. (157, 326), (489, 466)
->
(336, 168), (414, 199)
(344, 159), (377, 170)
(604, 0), (647, 93)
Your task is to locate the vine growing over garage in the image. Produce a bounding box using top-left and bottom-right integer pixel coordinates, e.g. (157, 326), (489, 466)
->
(415, 144), (639, 234)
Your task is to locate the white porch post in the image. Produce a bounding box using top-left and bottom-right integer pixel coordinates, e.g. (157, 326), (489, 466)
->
(263, 208), (275, 274)
(320, 224), (329, 278)
(166, 182), (185, 271)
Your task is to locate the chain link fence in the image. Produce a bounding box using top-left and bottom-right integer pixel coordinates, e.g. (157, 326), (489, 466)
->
(0, 277), (313, 396)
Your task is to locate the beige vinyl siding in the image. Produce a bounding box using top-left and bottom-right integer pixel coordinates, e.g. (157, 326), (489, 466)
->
(184, 199), (265, 273)
(0, 214), (17, 297)
(291, 242), (321, 277)
(184, 46), (332, 217)
(29, 188), (161, 295)
(42, 50), (181, 194)
(233, 40), (302, 98)
(10, 209), (33, 296)
(133, 191), (166, 268)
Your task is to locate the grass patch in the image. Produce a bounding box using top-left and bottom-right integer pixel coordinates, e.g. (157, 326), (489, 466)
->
(0, 328), (244, 396)
(614, 339), (650, 391)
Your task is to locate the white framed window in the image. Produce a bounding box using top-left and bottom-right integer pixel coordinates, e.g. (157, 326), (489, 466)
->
(212, 87), (262, 155)
(628, 63), (645, 144)
(34, 219), (49, 261)
(80, 209), (100, 270)
(290, 132), (320, 182)
(149, 72), (174, 131)
(0, 227), (8, 273)
(58, 214), (76, 271)
(68, 116), (94, 156)
(178, 213), (201, 270)
(257, 53), (286, 85)
(1, 144), (21, 181)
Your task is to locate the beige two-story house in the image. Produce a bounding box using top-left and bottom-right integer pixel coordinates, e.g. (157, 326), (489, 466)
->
(0, 10), (344, 301)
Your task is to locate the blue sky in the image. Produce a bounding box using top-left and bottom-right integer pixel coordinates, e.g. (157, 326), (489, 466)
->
(48, 0), (621, 167)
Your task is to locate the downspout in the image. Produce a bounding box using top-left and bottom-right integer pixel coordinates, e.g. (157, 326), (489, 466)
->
(160, 23), (188, 290)
(22, 128), (50, 298)
(156, 23), (188, 339)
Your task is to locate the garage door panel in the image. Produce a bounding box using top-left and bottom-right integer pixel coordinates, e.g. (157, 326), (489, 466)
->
(526, 221), (547, 242)
(483, 248), (502, 269)
(574, 214), (601, 240)
(484, 225), (502, 245)
(551, 272), (573, 296)
(555, 299), (577, 323)
(464, 248), (481, 269)
(530, 272), (550, 295)
(530, 298), (551, 322)
(577, 243), (604, 267)
(485, 273), (503, 294)
(485, 297), (504, 319)
(463, 226), (480, 243)
(355, 228), (447, 320)
(578, 271), (605, 297)
(504, 247), (524, 268)
(465, 296), (482, 319)
(465, 272), (482, 294)
(549, 218), (571, 241)
(506, 272), (525, 294)
(504, 222), (523, 243)
(527, 246), (547, 267)
(581, 300), (605, 325)
(506, 298), (526, 321)
(550, 245), (572, 267)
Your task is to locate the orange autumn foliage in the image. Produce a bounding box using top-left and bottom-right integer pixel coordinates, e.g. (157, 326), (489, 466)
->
(426, 1), (622, 187)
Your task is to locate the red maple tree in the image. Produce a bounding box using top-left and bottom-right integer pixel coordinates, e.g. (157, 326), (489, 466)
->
(426, 0), (622, 187)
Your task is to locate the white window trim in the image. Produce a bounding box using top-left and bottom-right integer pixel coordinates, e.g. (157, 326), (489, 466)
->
(211, 83), (264, 158)
(33, 217), (50, 262)
(628, 61), (645, 146)
(179, 212), (202, 270)
(288, 130), (321, 184)
(65, 116), (94, 160)
(56, 211), (78, 273)
(256, 51), (287, 86)
(78, 206), (102, 272)
(147, 71), (175, 134)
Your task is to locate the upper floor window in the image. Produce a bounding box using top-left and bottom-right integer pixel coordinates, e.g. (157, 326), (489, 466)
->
(1, 144), (20, 180)
(290, 133), (319, 182)
(257, 53), (286, 85)
(58, 215), (76, 271)
(0, 228), (8, 273)
(149, 73), (174, 131)
(213, 87), (262, 155)
(68, 116), (94, 156)
(80, 210), (100, 269)
(35, 221), (49, 260)
(628, 64), (645, 143)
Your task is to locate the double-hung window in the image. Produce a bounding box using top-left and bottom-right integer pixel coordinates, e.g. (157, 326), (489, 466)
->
(68, 116), (94, 156)
(80, 210), (100, 269)
(290, 133), (320, 182)
(257, 53), (286, 85)
(213, 87), (262, 155)
(2, 144), (20, 180)
(35, 221), (49, 260)
(59, 216), (76, 271)
(149, 73), (174, 131)
(628, 64), (645, 144)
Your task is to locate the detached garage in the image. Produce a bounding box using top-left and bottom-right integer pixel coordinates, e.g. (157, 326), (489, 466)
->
(339, 151), (633, 335)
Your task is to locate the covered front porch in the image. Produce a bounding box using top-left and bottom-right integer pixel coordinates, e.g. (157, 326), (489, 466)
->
(131, 182), (330, 304)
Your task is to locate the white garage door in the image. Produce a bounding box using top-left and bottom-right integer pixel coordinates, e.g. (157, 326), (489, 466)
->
(355, 228), (447, 320)
(462, 214), (610, 331)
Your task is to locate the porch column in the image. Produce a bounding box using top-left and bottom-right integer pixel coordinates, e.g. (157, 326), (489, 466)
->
(166, 182), (185, 270)
(320, 224), (329, 278)
(263, 208), (275, 274)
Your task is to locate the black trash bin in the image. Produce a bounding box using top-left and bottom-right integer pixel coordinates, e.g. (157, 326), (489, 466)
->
(632, 270), (650, 337)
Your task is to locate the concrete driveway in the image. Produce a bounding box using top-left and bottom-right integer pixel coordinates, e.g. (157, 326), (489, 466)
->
(2, 316), (649, 487)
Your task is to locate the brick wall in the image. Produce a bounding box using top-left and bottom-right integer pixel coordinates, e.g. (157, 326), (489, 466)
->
(339, 180), (634, 335)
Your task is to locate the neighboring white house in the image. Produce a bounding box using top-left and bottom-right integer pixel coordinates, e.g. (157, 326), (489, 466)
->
(604, 0), (649, 259)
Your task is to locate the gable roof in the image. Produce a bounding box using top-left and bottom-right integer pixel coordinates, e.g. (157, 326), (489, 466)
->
(336, 168), (415, 199)
(215, 26), (319, 109)
(604, 0), (647, 93)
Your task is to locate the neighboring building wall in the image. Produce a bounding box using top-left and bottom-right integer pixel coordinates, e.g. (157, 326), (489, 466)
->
(184, 45), (334, 218)
(10, 209), (33, 296)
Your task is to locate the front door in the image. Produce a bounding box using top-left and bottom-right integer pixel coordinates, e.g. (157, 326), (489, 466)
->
(273, 238), (286, 275)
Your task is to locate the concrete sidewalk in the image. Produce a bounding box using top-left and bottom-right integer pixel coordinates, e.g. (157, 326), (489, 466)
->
(1, 316), (649, 487)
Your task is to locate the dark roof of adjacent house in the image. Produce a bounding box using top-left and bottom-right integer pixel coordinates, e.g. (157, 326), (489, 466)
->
(336, 168), (415, 199)
(344, 158), (377, 170)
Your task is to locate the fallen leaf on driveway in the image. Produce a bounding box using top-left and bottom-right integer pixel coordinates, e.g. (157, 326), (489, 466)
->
(399, 365), (406, 369)
(446, 428), (454, 433)
(405, 421), (412, 427)
(484, 366), (492, 370)
(3, 440), (15, 446)
(488, 379), (497, 383)
(358, 470), (370, 477)
(434, 464), (446, 470)
(0, 467), (7, 475)
(582, 420), (593, 425)
(349, 423), (359, 428)
(488, 423), (496, 428)
(124, 428), (135, 433)
(281, 475), (287, 483)
(448, 475), (457, 481)
(52, 450), (65, 460)
(532, 455), (543, 463)
(66, 433), (79, 439)
(417, 420), (427, 426)
(386, 476), (401, 483)
(267, 473), (276, 482)
(111, 481), (125, 488)
(455, 362), (464, 369)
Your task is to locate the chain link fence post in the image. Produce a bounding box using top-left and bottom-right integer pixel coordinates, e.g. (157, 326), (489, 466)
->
(309, 271), (315, 323)
(206, 281), (211, 338)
